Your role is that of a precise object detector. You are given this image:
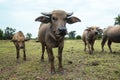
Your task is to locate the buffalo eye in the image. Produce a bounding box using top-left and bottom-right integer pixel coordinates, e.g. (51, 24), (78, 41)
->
(52, 17), (58, 21)
(63, 18), (67, 21)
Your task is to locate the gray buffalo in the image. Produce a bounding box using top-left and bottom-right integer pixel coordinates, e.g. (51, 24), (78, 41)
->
(35, 10), (81, 74)
(11, 31), (27, 61)
(82, 26), (102, 54)
(101, 25), (120, 53)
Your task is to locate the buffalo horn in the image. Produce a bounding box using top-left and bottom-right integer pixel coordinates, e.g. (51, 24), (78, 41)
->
(41, 12), (52, 16)
(67, 12), (73, 17)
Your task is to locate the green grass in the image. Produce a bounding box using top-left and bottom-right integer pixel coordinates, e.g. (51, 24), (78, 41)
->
(0, 40), (120, 80)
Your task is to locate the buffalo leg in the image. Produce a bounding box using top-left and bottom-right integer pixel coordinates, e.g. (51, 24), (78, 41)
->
(90, 42), (94, 54)
(84, 42), (87, 51)
(91, 42), (94, 51)
(46, 47), (50, 62)
(90, 44), (93, 54)
(41, 44), (45, 61)
(58, 47), (63, 72)
(101, 36), (107, 52)
(108, 40), (112, 53)
(46, 47), (55, 74)
(23, 47), (26, 61)
(16, 47), (20, 59)
(88, 43), (92, 54)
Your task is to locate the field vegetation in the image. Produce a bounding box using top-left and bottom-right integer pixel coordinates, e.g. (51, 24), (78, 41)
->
(0, 40), (120, 80)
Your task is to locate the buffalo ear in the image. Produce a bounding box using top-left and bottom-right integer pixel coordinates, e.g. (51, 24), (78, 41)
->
(35, 16), (51, 23)
(67, 16), (81, 24)
(85, 27), (91, 31)
(85, 29), (90, 31)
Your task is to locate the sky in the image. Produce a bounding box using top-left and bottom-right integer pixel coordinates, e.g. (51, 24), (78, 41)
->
(0, 0), (120, 38)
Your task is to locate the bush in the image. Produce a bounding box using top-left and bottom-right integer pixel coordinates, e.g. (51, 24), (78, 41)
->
(76, 35), (81, 39)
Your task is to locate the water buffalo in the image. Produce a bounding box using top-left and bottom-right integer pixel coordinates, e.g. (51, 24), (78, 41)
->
(101, 25), (120, 53)
(11, 31), (27, 61)
(82, 26), (102, 54)
(35, 10), (81, 74)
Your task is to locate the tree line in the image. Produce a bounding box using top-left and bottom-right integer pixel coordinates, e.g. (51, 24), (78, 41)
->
(0, 14), (120, 40)
(0, 27), (16, 40)
(0, 27), (80, 40)
(0, 27), (32, 40)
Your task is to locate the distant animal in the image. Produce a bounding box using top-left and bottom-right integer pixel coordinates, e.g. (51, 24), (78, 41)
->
(101, 25), (120, 53)
(11, 31), (27, 61)
(82, 26), (103, 54)
(35, 10), (81, 74)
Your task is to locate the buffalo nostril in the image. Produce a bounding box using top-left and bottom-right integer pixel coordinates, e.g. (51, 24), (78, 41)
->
(58, 28), (67, 32)
(62, 29), (67, 32)
(95, 32), (98, 35)
(20, 46), (24, 49)
(58, 28), (62, 31)
(58, 27), (67, 35)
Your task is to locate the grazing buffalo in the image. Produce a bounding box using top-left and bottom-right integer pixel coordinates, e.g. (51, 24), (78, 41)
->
(101, 25), (120, 53)
(82, 26), (102, 54)
(11, 31), (27, 61)
(35, 10), (81, 74)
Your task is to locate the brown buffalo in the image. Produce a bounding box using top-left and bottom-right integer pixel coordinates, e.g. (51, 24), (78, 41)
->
(101, 25), (120, 53)
(11, 31), (27, 61)
(82, 26), (102, 54)
(35, 10), (81, 74)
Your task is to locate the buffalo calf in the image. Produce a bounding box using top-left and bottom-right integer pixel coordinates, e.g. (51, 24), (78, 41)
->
(11, 31), (27, 61)
(82, 26), (102, 54)
(35, 10), (81, 74)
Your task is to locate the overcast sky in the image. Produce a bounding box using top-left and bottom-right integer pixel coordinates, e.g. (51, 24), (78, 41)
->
(0, 0), (120, 38)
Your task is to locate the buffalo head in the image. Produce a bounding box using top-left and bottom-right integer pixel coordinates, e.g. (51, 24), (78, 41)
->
(35, 10), (81, 36)
(85, 26), (102, 35)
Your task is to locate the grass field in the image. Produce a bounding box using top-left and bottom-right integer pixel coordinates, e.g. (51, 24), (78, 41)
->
(0, 40), (120, 80)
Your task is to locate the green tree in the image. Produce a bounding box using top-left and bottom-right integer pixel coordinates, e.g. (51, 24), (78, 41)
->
(68, 31), (76, 39)
(76, 35), (81, 39)
(26, 33), (32, 40)
(114, 14), (120, 25)
(0, 29), (3, 40)
(4, 27), (16, 40)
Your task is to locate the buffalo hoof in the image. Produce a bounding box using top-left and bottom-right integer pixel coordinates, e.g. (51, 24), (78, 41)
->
(110, 51), (113, 53)
(50, 68), (56, 75)
(84, 49), (86, 51)
(48, 59), (50, 63)
(58, 68), (64, 74)
(50, 71), (56, 75)
(89, 51), (93, 55)
(41, 59), (44, 62)
(16, 59), (20, 63)
(24, 58), (26, 61)
(101, 51), (105, 54)
(16, 57), (19, 60)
